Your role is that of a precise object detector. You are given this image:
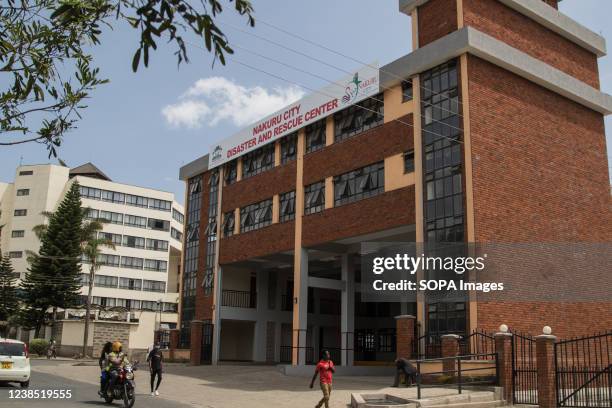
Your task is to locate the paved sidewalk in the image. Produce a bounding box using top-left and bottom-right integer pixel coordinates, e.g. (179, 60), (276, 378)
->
(32, 361), (461, 408)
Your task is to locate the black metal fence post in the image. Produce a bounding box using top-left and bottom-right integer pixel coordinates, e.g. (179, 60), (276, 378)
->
(417, 360), (422, 400)
(457, 357), (462, 394)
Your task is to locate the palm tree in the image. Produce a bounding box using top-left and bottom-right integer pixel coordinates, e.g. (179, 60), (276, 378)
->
(80, 214), (115, 358)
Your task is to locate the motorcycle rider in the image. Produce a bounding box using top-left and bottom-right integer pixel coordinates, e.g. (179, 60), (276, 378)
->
(104, 341), (130, 396)
(98, 342), (113, 397)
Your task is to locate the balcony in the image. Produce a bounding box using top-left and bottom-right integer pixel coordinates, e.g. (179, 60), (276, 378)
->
(221, 290), (256, 308)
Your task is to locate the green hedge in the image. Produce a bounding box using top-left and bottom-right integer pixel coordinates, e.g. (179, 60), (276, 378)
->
(29, 338), (49, 356)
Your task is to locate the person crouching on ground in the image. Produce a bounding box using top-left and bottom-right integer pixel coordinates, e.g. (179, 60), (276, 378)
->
(392, 357), (418, 387)
(310, 349), (335, 408)
(147, 342), (163, 396)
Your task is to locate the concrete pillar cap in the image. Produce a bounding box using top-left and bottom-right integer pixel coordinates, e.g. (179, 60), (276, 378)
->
(440, 334), (461, 339)
(394, 315), (416, 320)
(536, 334), (557, 340)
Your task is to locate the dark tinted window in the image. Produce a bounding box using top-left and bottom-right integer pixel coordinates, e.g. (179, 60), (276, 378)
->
(0, 343), (26, 357)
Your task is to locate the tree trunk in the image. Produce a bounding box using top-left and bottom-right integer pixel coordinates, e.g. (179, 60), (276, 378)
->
(82, 263), (95, 358)
(51, 306), (57, 340)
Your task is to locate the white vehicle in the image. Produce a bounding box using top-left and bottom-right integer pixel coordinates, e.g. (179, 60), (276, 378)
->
(0, 339), (31, 388)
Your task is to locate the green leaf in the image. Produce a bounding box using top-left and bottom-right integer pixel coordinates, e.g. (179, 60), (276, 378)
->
(132, 48), (141, 72)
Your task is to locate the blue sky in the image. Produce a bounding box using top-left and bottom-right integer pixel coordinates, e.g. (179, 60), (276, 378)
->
(1, 0), (610, 204)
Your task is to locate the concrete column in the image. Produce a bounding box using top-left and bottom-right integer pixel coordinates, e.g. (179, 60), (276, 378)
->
(274, 321), (282, 363)
(211, 267), (223, 365)
(395, 315), (416, 360)
(494, 325), (513, 402)
(536, 328), (557, 408)
(341, 254), (355, 366)
(292, 247), (309, 365)
(441, 334), (461, 375)
(190, 320), (203, 365)
(253, 269), (269, 362)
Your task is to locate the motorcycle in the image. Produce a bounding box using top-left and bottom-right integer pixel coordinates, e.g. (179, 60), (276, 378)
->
(103, 362), (138, 408)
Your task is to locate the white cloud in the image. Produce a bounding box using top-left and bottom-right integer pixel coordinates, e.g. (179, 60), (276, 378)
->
(162, 77), (304, 129)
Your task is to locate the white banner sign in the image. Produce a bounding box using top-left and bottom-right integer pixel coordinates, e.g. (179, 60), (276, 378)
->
(208, 64), (380, 169)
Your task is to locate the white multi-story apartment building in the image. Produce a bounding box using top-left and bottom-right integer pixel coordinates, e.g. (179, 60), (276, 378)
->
(0, 163), (183, 354)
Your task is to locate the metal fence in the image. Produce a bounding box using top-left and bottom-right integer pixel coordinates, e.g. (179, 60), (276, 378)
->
(512, 331), (538, 405)
(221, 290), (256, 308)
(555, 331), (612, 408)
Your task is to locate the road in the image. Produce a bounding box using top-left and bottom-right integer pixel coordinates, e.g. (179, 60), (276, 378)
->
(0, 360), (191, 408)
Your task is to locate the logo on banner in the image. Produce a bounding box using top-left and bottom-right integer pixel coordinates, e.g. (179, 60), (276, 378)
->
(212, 145), (223, 162)
(341, 71), (379, 106)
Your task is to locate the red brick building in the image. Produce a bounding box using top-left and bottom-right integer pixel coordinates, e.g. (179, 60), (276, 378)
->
(177, 0), (612, 366)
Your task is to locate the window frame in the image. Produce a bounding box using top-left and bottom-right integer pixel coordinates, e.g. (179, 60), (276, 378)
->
(305, 119), (326, 154)
(240, 199), (273, 233)
(279, 190), (296, 222)
(333, 161), (384, 207)
(304, 181), (325, 215)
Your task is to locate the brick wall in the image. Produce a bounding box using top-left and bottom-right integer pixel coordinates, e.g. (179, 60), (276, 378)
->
(302, 186), (416, 247)
(466, 55), (612, 337)
(92, 322), (131, 359)
(303, 115), (413, 184)
(462, 0), (599, 88)
(222, 160), (297, 212)
(219, 222), (295, 265)
(418, 0), (458, 47)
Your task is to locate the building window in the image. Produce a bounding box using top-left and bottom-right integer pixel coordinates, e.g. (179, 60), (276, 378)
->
(122, 235), (145, 249)
(144, 259), (167, 272)
(279, 191), (296, 222)
(9, 251), (22, 259)
(125, 194), (148, 208)
(146, 238), (168, 251)
(85, 208), (99, 219)
(97, 254), (120, 267)
(281, 132), (297, 163)
(16, 189), (30, 196)
(101, 190), (125, 204)
(98, 232), (122, 246)
(172, 208), (184, 224)
(404, 150), (415, 173)
(19, 170), (33, 176)
(240, 199), (273, 233)
(304, 181), (325, 214)
(121, 256), (144, 269)
(11, 230), (24, 238)
(119, 277), (142, 291)
(147, 218), (170, 231)
(141, 300), (159, 310)
(149, 199), (172, 211)
(334, 95), (384, 142)
(171, 227), (183, 241)
(222, 211), (235, 237)
(14, 209), (27, 216)
(421, 60), (464, 243)
(402, 80), (413, 102)
(94, 275), (118, 288)
(305, 119), (326, 154)
(242, 144), (275, 179)
(124, 214), (147, 228)
(203, 170), (220, 296)
(334, 162), (384, 206)
(99, 210), (123, 225)
(143, 280), (166, 293)
(80, 186), (101, 200)
(224, 160), (238, 185)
